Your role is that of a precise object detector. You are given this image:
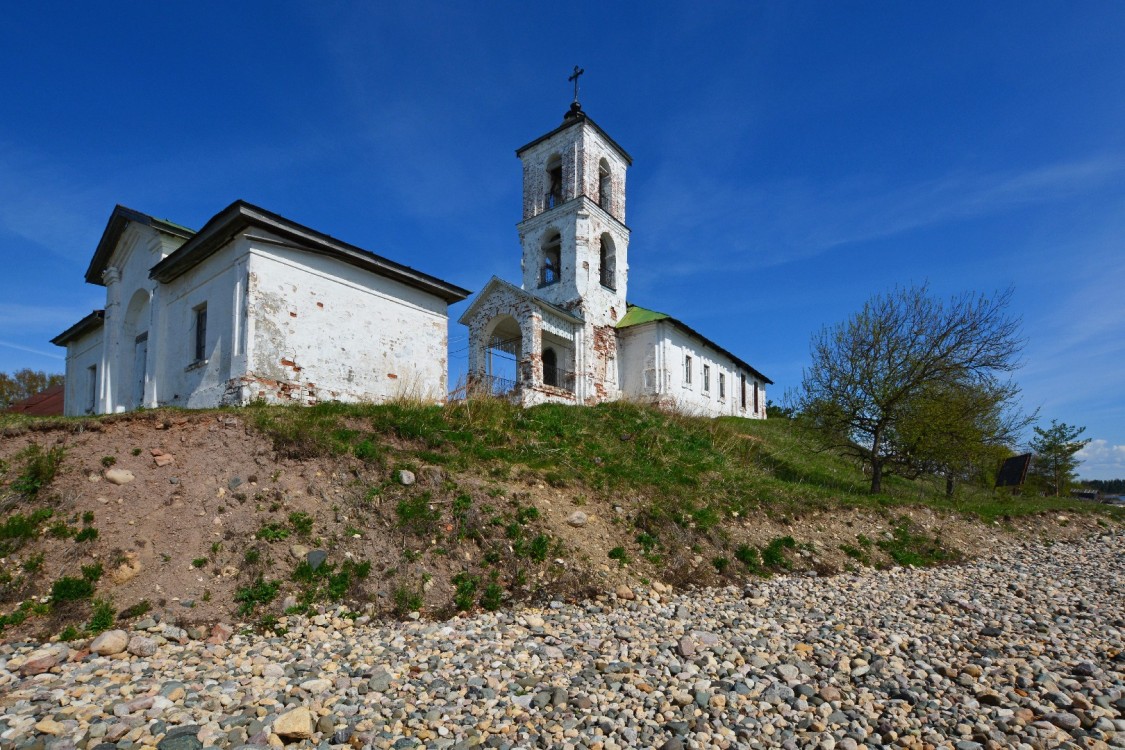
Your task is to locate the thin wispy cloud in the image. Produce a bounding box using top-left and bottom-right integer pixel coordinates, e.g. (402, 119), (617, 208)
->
(636, 154), (1125, 277)
(0, 339), (64, 360)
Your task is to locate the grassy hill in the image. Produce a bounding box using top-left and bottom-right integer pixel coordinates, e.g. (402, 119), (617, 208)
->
(0, 400), (1119, 641)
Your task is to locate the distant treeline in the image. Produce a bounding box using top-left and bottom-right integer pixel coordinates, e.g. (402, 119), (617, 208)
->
(1083, 478), (1125, 494)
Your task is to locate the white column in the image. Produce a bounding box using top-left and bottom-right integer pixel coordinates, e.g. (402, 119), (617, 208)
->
(100, 266), (123, 414)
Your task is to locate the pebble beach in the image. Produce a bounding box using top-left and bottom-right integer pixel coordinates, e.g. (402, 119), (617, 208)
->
(2, 531), (1123, 750)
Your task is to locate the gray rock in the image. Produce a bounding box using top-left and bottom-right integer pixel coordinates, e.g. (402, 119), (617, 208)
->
(306, 549), (328, 571)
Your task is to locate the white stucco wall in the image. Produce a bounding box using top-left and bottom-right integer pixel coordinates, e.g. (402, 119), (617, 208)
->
(617, 321), (766, 419)
(242, 234), (451, 405)
(151, 240), (246, 408)
(62, 327), (104, 416)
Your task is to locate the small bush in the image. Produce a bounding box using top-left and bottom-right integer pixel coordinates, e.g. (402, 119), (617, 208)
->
(101, 456), (116, 468)
(761, 536), (796, 570)
(131, 448), (142, 457)
(396, 494), (440, 536)
(82, 563), (103, 583)
(88, 598), (116, 633)
(12, 444), (66, 497)
(191, 558), (207, 568)
(59, 625), (81, 641)
(235, 577), (280, 616)
(52, 576), (94, 601)
(0, 508), (54, 554)
(82, 511), (95, 525)
(452, 572), (479, 611)
(735, 544), (767, 577)
(288, 511), (314, 536)
(712, 556), (730, 574)
(75, 527), (98, 543)
(22, 552), (44, 573)
(48, 521), (74, 539)
(117, 600), (151, 621)
(256, 523), (289, 542)
(608, 546), (629, 565)
(480, 580), (503, 611)
(635, 532), (659, 553)
(244, 548), (261, 564)
(392, 584), (423, 616)
(353, 439), (382, 464)
(877, 522), (959, 567)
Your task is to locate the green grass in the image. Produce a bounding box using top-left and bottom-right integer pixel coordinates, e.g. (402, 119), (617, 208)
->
(877, 520), (961, 567)
(245, 399), (1122, 526)
(235, 577), (280, 616)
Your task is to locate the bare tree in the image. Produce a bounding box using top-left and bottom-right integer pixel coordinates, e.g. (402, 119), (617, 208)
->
(798, 285), (1025, 494)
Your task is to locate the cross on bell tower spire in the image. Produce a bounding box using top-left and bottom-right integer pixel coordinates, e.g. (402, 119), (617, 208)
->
(568, 65), (584, 103)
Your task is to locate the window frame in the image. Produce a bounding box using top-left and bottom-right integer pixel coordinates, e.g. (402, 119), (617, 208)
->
(684, 354), (693, 387)
(718, 372), (726, 400)
(703, 364), (711, 393)
(193, 303), (208, 364)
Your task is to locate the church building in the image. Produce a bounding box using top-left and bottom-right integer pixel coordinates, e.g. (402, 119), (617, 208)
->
(52, 201), (469, 416)
(460, 97), (771, 417)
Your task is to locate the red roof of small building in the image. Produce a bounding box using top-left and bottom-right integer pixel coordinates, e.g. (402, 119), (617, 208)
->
(5, 384), (65, 416)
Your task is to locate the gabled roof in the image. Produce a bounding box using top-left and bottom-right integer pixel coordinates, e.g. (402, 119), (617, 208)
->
(4, 385), (64, 416)
(617, 303), (773, 385)
(149, 201), (471, 304)
(458, 276), (584, 326)
(515, 105), (633, 166)
(84, 205), (196, 285)
(50, 310), (105, 347)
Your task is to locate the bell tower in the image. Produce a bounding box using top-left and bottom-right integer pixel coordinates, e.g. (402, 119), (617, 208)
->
(515, 86), (632, 329)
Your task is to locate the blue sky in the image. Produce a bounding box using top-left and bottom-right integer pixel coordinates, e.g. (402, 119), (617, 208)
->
(1, 2), (1123, 479)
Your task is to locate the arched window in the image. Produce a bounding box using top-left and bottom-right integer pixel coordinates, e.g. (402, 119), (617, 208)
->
(540, 230), (561, 287)
(542, 347), (558, 387)
(546, 154), (563, 209)
(597, 159), (612, 212)
(599, 234), (616, 290)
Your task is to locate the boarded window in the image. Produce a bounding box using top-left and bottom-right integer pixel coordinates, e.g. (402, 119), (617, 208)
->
(86, 365), (97, 413)
(193, 304), (208, 362)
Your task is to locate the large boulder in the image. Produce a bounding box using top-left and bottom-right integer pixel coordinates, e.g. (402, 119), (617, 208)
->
(104, 468), (135, 485)
(273, 707), (314, 740)
(90, 629), (130, 656)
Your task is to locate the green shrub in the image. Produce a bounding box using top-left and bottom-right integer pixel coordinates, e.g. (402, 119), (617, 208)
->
(256, 523), (289, 542)
(395, 494), (440, 536)
(82, 511), (95, 525)
(712, 556), (730, 574)
(353, 439), (382, 464)
(81, 563), (103, 583)
(735, 544), (767, 576)
(392, 584), (423, 616)
(117, 600), (151, 621)
(608, 546), (629, 565)
(101, 456), (116, 468)
(761, 536), (796, 570)
(12, 444), (65, 497)
(480, 580), (503, 611)
(877, 522), (959, 567)
(288, 512), (314, 536)
(191, 558), (207, 568)
(244, 548), (261, 564)
(88, 599), (116, 633)
(22, 552), (44, 573)
(59, 625), (81, 641)
(0, 508), (53, 556)
(235, 577), (280, 615)
(52, 576), (94, 601)
(452, 572), (479, 611)
(635, 533), (659, 553)
(75, 527), (98, 543)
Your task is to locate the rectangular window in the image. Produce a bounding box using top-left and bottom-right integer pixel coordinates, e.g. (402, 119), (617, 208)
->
(753, 380), (760, 414)
(718, 373), (726, 399)
(684, 355), (692, 386)
(86, 365), (97, 413)
(193, 303), (208, 363)
(703, 364), (710, 393)
(740, 373), (747, 409)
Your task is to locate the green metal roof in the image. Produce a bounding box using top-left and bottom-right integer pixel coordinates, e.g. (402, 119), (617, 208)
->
(615, 303), (670, 328)
(615, 303), (773, 385)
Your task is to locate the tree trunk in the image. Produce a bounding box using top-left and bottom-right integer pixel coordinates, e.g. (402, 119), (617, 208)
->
(870, 429), (883, 494)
